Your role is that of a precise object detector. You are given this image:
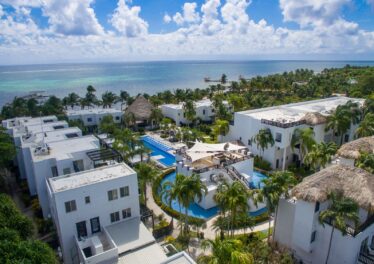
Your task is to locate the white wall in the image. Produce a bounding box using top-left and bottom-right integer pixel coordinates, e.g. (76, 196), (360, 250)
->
(49, 171), (139, 264)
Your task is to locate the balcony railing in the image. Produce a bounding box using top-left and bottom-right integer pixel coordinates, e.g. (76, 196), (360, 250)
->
(324, 213), (374, 237)
(261, 119), (306, 129)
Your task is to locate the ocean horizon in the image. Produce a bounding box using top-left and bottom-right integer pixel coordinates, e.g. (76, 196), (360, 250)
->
(1, 60), (374, 107)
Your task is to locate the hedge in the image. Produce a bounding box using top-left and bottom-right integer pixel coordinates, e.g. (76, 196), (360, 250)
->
(152, 168), (206, 227)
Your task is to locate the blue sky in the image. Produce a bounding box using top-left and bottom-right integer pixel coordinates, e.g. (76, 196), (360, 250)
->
(0, 0), (374, 64)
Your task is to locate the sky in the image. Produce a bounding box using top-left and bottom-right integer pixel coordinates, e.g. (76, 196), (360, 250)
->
(0, 0), (374, 65)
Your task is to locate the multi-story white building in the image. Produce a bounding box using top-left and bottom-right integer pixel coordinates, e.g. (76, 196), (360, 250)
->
(66, 108), (123, 127)
(161, 99), (231, 126)
(176, 142), (266, 212)
(31, 135), (103, 217)
(224, 97), (365, 170)
(47, 163), (196, 264)
(336, 136), (374, 167)
(274, 165), (374, 264)
(20, 127), (82, 194)
(2, 115), (59, 136)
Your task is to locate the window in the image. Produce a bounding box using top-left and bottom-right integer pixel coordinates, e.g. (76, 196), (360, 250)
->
(344, 134), (349, 143)
(85, 196), (90, 204)
(87, 118), (92, 122)
(110, 212), (120, 223)
(65, 200), (77, 213)
(108, 189), (118, 201)
(53, 125), (64, 129)
(310, 231), (316, 243)
(76, 221), (87, 238)
(212, 109), (215, 113)
(315, 202), (320, 212)
(122, 208), (132, 219)
(275, 133), (282, 143)
(203, 109), (206, 115)
(65, 133), (79, 139)
(276, 159), (279, 169)
(115, 116), (120, 120)
(51, 166), (58, 177)
(248, 139), (252, 146)
(63, 168), (71, 175)
(43, 119), (54, 123)
(90, 217), (100, 234)
(73, 160), (84, 172)
(120, 186), (129, 197)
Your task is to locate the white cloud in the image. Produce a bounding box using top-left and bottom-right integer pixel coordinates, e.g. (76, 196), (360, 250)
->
(109, 0), (148, 37)
(279, 0), (350, 28)
(163, 13), (172, 24)
(200, 0), (222, 35)
(41, 0), (104, 36)
(0, 0), (42, 7)
(172, 2), (200, 25)
(0, 4), (4, 17)
(0, 0), (374, 64)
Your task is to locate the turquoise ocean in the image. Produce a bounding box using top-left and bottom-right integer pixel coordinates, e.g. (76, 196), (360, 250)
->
(1, 60), (374, 107)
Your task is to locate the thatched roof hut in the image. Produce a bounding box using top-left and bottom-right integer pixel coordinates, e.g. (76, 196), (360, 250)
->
(125, 96), (154, 122)
(337, 136), (374, 160)
(292, 165), (374, 211)
(300, 112), (327, 125)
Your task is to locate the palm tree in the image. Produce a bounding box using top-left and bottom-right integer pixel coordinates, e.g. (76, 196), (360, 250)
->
(66, 92), (80, 109)
(253, 128), (275, 156)
(325, 105), (351, 145)
(112, 129), (139, 163)
(319, 191), (359, 264)
(123, 112), (136, 128)
(291, 127), (316, 165)
(134, 143), (151, 162)
(150, 108), (163, 128)
(183, 100), (196, 126)
(261, 170), (297, 244)
(344, 100), (362, 125)
(304, 142), (337, 170)
(101, 91), (117, 108)
(212, 119), (229, 140)
(79, 98), (90, 110)
(119, 90), (130, 110)
(85, 85), (97, 108)
(198, 237), (254, 264)
(356, 113), (374, 138)
(163, 173), (207, 234)
(356, 152), (374, 173)
(135, 163), (158, 207)
(214, 181), (251, 237)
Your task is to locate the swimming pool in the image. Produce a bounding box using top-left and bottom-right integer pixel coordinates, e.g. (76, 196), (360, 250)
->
(250, 171), (268, 189)
(160, 171), (268, 219)
(141, 136), (176, 167)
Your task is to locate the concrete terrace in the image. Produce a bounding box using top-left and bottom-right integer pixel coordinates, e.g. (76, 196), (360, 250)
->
(48, 163), (135, 193)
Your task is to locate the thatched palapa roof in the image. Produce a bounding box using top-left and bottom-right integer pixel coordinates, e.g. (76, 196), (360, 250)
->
(337, 136), (374, 160)
(292, 165), (374, 211)
(125, 96), (154, 121)
(300, 112), (327, 125)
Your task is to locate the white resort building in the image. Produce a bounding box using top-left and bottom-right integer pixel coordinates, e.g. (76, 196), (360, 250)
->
(274, 165), (374, 264)
(176, 141), (266, 212)
(223, 97), (365, 170)
(47, 163), (195, 264)
(336, 136), (374, 167)
(66, 108), (123, 128)
(161, 99), (231, 126)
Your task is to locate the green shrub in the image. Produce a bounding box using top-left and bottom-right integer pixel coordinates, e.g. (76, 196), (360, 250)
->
(254, 156), (272, 171)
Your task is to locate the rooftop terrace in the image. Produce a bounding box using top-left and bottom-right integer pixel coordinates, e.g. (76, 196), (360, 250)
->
(239, 97), (364, 125)
(31, 135), (99, 161)
(48, 163), (135, 193)
(22, 127), (81, 145)
(66, 108), (122, 116)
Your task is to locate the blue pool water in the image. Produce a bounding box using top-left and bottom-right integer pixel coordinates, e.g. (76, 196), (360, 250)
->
(160, 171), (268, 219)
(141, 136), (176, 167)
(250, 171), (268, 189)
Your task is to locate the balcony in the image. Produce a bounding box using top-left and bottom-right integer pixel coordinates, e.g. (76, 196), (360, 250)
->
(75, 227), (118, 264)
(324, 213), (374, 237)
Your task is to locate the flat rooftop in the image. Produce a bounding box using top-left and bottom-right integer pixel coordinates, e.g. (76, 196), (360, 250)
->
(14, 120), (68, 136)
(22, 127), (82, 146)
(66, 108), (122, 116)
(162, 99), (218, 110)
(19, 115), (57, 126)
(48, 163), (135, 193)
(31, 135), (99, 161)
(238, 97), (365, 123)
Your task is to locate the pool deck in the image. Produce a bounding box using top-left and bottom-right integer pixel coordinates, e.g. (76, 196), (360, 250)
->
(145, 132), (187, 150)
(146, 183), (273, 240)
